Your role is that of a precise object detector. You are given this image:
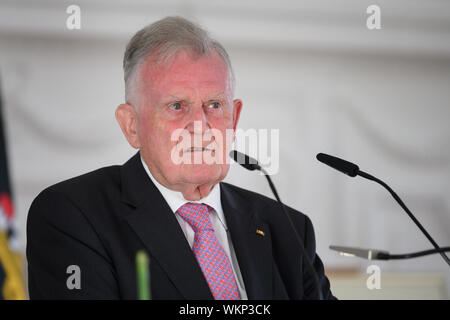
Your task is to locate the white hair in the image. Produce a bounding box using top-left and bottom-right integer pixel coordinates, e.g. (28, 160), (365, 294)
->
(123, 16), (235, 107)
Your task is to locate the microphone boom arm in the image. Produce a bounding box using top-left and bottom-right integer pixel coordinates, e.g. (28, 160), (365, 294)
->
(330, 245), (450, 261)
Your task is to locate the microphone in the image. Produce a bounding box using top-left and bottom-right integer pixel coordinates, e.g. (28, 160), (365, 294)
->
(230, 150), (261, 171)
(230, 150), (323, 300)
(330, 245), (450, 261)
(317, 152), (450, 268)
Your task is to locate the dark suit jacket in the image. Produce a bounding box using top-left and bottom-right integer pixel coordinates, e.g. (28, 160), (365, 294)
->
(27, 151), (335, 299)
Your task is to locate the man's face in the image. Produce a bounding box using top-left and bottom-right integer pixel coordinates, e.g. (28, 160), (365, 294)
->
(131, 50), (242, 191)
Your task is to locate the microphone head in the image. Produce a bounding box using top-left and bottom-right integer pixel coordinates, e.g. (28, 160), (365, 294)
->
(316, 153), (359, 177)
(229, 150), (261, 171)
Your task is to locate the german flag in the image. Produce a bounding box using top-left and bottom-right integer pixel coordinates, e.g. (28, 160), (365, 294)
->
(0, 77), (26, 300)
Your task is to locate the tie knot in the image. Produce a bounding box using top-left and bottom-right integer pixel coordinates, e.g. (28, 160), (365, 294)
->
(177, 202), (213, 232)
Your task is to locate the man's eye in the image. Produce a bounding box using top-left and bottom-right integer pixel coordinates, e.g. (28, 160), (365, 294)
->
(170, 102), (182, 110)
(208, 102), (220, 109)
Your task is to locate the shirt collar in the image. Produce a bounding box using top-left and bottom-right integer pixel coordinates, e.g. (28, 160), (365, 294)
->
(140, 156), (227, 228)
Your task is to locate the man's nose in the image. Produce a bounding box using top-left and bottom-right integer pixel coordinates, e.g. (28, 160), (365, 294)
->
(186, 106), (209, 134)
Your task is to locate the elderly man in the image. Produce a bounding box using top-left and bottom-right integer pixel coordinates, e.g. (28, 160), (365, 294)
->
(27, 16), (334, 300)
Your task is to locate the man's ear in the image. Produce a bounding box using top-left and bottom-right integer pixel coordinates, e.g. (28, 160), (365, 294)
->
(232, 99), (243, 131)
(115, 103), (141, 149)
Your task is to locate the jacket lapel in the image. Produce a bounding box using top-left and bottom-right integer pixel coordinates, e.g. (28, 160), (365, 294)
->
(220, 183), (273, 299)
(120, 152), (213, 299)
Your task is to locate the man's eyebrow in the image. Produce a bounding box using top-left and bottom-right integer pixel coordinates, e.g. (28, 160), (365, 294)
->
(163, 93), (228, 102)
(158, 94), (189, 104)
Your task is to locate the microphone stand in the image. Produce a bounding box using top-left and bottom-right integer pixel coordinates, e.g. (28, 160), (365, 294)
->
(231, 150), (324, 299)
(385, 248), (450, 260)
(316, 153), (450, 268)
(260, 167), (324, 300)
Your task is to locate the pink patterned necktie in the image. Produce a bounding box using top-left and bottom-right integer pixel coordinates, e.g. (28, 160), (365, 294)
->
(177, 202), (241, 300)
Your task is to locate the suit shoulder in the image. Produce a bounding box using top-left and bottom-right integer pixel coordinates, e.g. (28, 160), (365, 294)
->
(43, 165), (119, 197)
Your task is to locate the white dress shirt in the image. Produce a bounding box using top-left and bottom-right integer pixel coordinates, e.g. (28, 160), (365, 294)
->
(140, 157), (248, 299)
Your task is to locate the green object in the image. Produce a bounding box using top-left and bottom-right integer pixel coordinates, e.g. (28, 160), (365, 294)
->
(136, 250), (151, 300)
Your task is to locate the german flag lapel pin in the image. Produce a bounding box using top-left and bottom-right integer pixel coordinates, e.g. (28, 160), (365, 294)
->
(256, 229), (265, 237)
